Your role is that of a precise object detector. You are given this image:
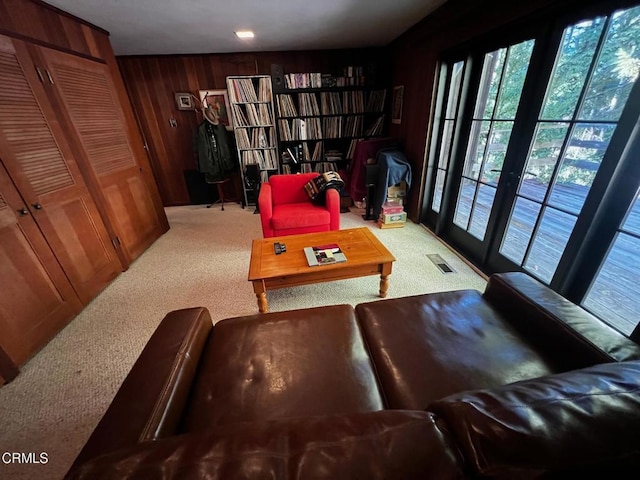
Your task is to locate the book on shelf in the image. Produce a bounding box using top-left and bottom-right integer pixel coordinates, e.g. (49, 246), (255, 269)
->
(365, 115), (385, 136)
(346, 138), (363, 160)
(232, 105), (249, 126)
(277, 94), (298, 117)
(242, 149), (278, 171)
(366, 90), (387, 113)
(303, 244), (347, 266)
(258, 77), (272, 102)
(298, 93), (320, 116)
(284, 146), (299, 164)
(285, 72), (322, 89)
(321, 74), (337, 88)
(320, 92), (342, 115)
(278, 119), (292, 141)
(313, 161), (338, 173)
(322, 116), (342, 138)
(299, 119), (307, 140)
(228, 78), (258, 103)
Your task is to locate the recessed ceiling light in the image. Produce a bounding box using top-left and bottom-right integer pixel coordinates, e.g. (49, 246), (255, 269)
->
(235, 31), (254, 39)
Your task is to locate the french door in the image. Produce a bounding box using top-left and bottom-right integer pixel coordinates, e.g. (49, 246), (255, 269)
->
(425, 3), (640, 335)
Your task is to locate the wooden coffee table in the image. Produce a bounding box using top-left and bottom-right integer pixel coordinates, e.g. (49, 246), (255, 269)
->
(248, 227), (396, 313)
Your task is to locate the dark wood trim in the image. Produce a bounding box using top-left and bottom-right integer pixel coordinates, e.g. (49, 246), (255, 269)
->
(25, 0), (110, 35)
(0, 28), (106, 64)
(0, 345), (19, 384)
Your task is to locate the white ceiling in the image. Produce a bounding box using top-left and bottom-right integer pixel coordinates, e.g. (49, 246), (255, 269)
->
(44, 0), (448, 56)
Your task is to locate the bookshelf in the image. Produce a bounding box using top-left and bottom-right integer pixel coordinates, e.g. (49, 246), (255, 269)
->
(274, 67), (387, 175)
(226, 75), (279, 207)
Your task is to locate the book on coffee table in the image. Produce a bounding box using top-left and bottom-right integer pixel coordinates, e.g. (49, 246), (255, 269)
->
(303, 243), (347, 266)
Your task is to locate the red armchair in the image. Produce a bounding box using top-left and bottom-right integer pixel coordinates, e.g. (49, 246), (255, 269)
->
(258, 173), (340, 238)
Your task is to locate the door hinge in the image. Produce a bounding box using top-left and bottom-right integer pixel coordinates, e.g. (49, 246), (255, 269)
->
(111, 236), (122, 249)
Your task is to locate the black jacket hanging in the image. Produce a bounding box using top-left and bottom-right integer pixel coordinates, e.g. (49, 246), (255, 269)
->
(194, 121), (235, 182)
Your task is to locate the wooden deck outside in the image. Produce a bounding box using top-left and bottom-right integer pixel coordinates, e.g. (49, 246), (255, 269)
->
(457, 178), (639, 335)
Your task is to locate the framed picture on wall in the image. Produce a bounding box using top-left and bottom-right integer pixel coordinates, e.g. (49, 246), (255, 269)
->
(174, 92), (194, 110)
(391, 86), (404, 124)
(199, 89), (233, 130)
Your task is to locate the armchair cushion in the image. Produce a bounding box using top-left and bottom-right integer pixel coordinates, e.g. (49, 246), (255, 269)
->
(270, 173), (317, 205)
(271, 203), (331, 230)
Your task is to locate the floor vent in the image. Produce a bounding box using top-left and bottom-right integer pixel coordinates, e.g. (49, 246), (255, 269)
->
(427, 254), (456, 274)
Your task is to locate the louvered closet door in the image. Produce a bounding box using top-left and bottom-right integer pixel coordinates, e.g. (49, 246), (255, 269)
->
(0, 36), (121, 304)
(44, 48), (163, 262)
(0, 160), (82, 366)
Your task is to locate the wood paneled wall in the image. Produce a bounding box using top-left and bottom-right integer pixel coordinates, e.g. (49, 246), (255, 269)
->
(0, 0), (107, 61)
(118, 49), (389, 206)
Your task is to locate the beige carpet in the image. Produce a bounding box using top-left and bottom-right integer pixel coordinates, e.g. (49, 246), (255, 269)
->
(0, 203), (486, 479)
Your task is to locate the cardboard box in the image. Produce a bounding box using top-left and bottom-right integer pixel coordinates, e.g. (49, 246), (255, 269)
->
(380, 212), (407, 224)
(387, 181), (407, 199)
(381, 201), (404, 215)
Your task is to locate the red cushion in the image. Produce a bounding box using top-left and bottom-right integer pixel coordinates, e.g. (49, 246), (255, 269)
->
(271, 203), (331, 230)
(270, 173), (318, 206)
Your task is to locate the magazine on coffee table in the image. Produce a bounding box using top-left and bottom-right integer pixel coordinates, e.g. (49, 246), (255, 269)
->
(303, 243), (347, 266)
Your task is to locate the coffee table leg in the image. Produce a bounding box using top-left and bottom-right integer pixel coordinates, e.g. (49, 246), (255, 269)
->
(380, 276), (390, 298)
(379, 262), (392, 298)
(253, 280), (268, 313)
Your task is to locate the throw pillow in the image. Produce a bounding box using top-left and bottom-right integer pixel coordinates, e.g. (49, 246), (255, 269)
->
(303, 171), (344, 204)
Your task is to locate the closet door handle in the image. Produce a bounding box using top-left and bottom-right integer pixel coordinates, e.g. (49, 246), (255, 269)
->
(35, 67), (45, 83)
(17, 208), (29, 216)
(45, 69), (54, 84)
(31, 203), (43, 210)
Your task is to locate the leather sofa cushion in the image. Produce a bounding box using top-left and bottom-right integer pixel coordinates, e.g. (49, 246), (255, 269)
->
(356, 290), (559, 410)
(484, 272), (640, 367)
(429, 360), (640, 478)
(181, 305), (384, 431)
(67, 410), (467, 480)
(271, 203), (331, 229)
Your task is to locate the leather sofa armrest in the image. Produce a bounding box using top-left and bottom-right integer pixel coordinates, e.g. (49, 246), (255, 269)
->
(429, 361), (640, 478)
(326, 187), (341, 230)
(69, 307), (213, 471)
(66, 410), (468, 480)
(258, 182), (274, 237)
(484, 272), (640, 367)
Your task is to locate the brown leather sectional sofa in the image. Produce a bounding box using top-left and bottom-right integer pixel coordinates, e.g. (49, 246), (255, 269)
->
(67, 272), (640, 479)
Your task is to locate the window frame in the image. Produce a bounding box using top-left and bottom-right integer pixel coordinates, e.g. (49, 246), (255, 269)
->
(422, 0), (640, 339)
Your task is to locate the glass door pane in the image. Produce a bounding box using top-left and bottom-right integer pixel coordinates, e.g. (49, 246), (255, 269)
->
(583, 189), (640, 335)
(432, 61), (465, 213)
(453, 39), (534, 241)
(499, 6), (640, 283)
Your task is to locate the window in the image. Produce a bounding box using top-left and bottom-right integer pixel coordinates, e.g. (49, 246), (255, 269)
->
(453, 40), (534, 240)
(431, 61), (465, 213)
(425, 3), (640, 337)
(583, 189), (640, 335)
(500, 7), (640, 283)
